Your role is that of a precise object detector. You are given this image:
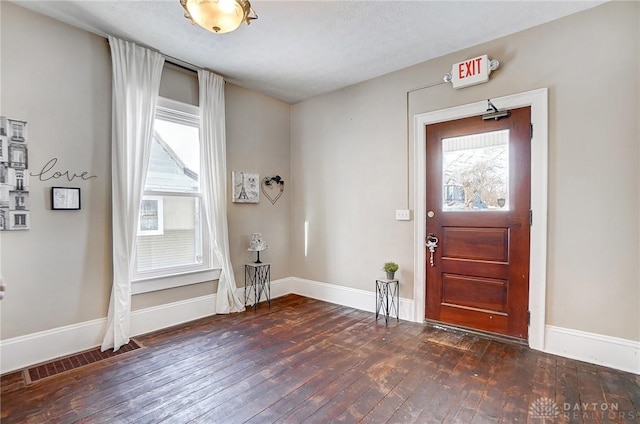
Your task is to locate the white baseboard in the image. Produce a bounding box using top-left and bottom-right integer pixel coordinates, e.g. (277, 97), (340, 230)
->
(287, 277), (415, 321)
(0, 317), (107, 375)
(268, 277), (294, 300)
(3, 279), (638, 375)
(0, 294), (216, 375)
(544, 325), (640, 374)
(0, 279), (292, 375)
(130, 294), (216, 337)
(133, 279), (294, 337)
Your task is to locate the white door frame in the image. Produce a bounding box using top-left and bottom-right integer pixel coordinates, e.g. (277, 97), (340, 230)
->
(413, 88), (548, 351)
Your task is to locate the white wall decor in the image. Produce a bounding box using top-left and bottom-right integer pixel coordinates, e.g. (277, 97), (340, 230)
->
(0, 116), (30, 230)
(232, 171), (259, 203)
(261, 175), (284, 205)
(51, 187), (81, 210)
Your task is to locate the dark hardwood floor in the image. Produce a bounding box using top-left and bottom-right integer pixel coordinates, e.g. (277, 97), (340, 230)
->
(2, 294), (639, 423)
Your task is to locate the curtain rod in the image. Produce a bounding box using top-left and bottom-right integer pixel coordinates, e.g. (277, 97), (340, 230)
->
(104, 37), (212, 76)
(164, 57), (199, 74)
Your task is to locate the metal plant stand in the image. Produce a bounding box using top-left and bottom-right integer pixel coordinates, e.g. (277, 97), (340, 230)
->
(375, 278), (399, 324)
(244, 263), (271, 310)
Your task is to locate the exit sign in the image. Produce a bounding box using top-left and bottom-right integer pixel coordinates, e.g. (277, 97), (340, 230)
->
(450, 54), (492, 89)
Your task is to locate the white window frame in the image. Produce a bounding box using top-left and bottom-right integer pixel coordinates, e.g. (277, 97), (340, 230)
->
(132, 97), (220, 294)
(11, 121), (24, 139)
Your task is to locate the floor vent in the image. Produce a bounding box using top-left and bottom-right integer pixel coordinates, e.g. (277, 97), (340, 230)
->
(24, 339), (142, 384)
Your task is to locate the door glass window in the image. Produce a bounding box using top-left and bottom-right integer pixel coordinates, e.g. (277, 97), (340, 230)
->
(442, 129), (509, 211)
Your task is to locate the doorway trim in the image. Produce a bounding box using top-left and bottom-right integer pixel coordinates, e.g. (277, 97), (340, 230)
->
(413, 88), (548, 351)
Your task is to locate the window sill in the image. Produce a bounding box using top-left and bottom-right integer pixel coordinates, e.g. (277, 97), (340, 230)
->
(132, 268), (222, 294)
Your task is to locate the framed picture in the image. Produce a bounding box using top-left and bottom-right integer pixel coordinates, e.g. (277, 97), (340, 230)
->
(51, 187), (81, 210)
(0, 115), (30, 230)
(232, 171), (259, 203)
(138, 195), (164, 235)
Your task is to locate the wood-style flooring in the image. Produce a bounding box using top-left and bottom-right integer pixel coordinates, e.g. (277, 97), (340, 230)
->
(2, 294), (639, 423)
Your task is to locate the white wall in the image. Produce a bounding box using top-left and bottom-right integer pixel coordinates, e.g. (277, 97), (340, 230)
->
(226, 84), (291, 282)
(1, 2), (112, 338)
(291, 1), (640, 342)
(0, 2), (291, 336)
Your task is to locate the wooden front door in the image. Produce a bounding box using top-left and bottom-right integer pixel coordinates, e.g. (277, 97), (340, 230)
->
(425, 107), (531, 340)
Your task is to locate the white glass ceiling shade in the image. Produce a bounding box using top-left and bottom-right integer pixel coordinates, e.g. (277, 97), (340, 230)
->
(180, 0), (256, 34)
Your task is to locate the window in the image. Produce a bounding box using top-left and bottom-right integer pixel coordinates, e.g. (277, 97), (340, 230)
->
(10, 146), (26, 168)
(15, 195), (25, 210)
(132, 97), (219, 293)
(14, 213), (26, 227)
(10, 121), (24, 140)
(16, 171), (24, 191)
(442, 130), (510, 211)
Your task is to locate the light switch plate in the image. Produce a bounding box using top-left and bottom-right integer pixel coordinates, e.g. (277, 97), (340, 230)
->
(395, 209), (411, 221)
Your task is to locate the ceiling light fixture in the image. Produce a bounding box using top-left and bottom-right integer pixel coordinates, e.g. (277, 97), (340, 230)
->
(180, 0), (257, 34)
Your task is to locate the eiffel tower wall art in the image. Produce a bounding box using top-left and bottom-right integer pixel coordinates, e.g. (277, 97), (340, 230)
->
(232, 171), (259, 204)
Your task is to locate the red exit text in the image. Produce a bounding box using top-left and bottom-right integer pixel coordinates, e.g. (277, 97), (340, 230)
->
(458, 57), (483, 79)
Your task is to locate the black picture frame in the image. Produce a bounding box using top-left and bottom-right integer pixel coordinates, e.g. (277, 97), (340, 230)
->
(51, 187), (81, 210)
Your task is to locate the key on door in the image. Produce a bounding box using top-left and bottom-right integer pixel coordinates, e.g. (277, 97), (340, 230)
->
(426, 234), (439, 267)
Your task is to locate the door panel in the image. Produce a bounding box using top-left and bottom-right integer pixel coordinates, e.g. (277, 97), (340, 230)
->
(441, 227), (509, 261)
(425, 107), (531, 340)
(441, 274), (507, 312)
(441, 258), (508, 280)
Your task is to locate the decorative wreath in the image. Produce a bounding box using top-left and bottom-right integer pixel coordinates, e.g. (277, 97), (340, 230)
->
(261, 175), (285, 205)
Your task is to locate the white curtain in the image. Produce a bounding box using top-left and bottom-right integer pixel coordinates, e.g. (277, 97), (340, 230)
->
(102, 36), (165, 351)
(198, 70), (245, 314)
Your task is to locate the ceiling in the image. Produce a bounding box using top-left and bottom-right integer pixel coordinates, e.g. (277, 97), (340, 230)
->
(13, 0), (605, 104)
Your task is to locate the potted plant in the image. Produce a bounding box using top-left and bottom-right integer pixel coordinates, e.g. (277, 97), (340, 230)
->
(383, 262), (399, 280)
